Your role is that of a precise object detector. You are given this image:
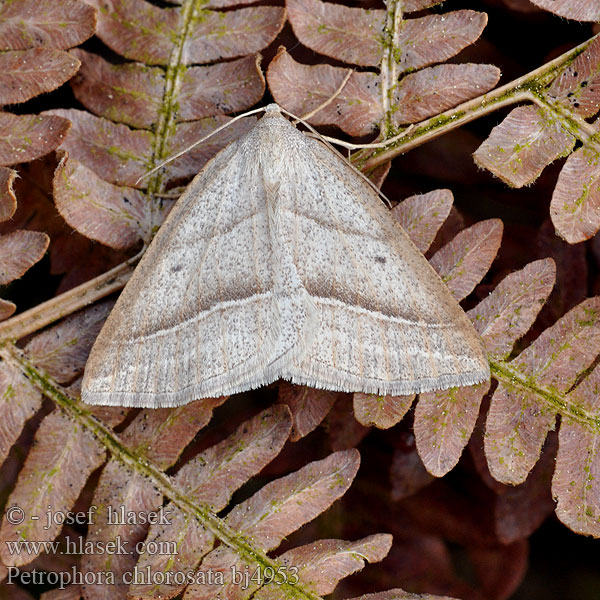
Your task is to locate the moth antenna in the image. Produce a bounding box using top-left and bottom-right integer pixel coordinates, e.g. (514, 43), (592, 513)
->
(291, 66), (414, 151)
(322, 124), (415, 150)
(296, 69), (354, 122)
(139, 72), (355, 188)
(135, 105), (268, 185)
(317, 125), (415, 150)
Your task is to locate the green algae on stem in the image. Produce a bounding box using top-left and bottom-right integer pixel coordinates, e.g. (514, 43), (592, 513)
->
(379, 0), (404, 136)
(355, 32), (600, 172)
(0, 344), (337, 600)
(490, 358), (600, 434)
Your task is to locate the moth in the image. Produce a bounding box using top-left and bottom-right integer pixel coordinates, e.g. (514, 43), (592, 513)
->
(81, 104), (490, 407)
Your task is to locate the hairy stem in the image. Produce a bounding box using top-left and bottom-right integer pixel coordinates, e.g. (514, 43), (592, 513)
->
(380, 0), (403, 134)
(0, 252), (140, 343)
(144, 0), (207, 230)
(490, 358), (600, 431)
(0, 345), (324, 600)
(356, 32), (599, 170)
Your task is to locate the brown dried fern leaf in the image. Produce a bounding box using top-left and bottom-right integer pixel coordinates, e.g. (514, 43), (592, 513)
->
(267, 0), (497, 137)
(49, 0), (283, 250)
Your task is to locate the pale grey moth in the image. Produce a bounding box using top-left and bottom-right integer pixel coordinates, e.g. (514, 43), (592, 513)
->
(81, 104), (490, 407)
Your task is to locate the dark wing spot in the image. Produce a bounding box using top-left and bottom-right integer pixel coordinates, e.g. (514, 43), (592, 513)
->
(374, 256), (386, 264)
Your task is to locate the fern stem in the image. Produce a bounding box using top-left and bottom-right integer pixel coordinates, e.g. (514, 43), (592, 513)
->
(0, 345), (326, 600)
(357, 32), (600, 170)
(0, 252), (140, 343)
(145, 0), (202, 225)
(380, 0), (403, 136)
(490, 358), (600, 431)
(530, 93), (598, 141)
